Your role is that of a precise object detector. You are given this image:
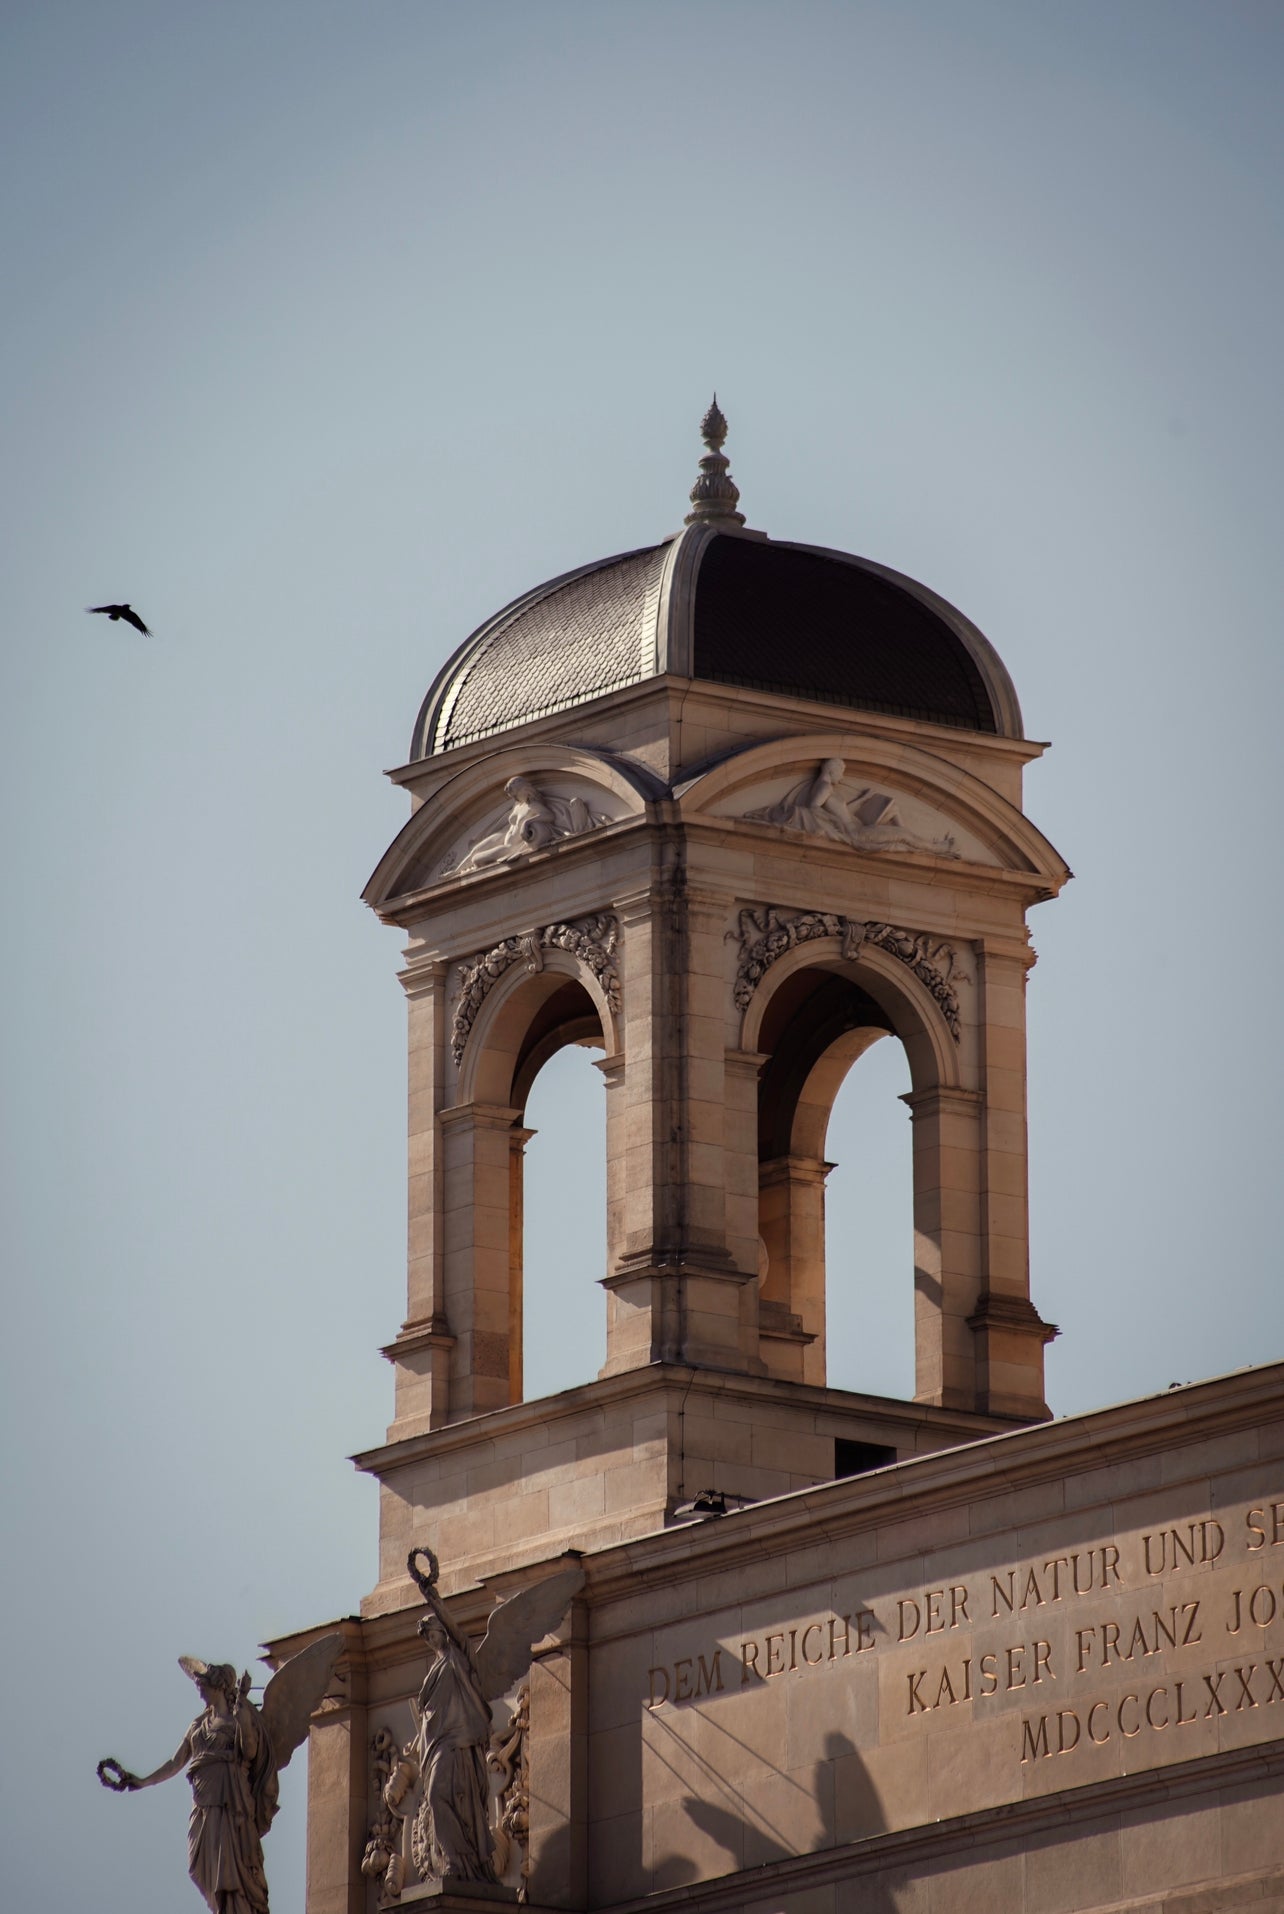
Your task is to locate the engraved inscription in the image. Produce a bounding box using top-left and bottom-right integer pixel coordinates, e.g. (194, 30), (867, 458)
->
(645, 1610), (874, 1709)
(638, 1498), (1284, 1787)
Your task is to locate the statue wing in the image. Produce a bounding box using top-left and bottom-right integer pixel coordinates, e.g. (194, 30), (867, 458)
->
(474, 1565), (584, 1702)
(260, 1634), (345, 1770)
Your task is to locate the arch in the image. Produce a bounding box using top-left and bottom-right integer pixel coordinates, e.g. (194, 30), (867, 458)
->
(822, 1033), (915, 1398)
(740, 931), (964, 1095)
(438, 954), (616, 1414)
(744, 941), (971, 1392)
(455, 932), (621, 1108)
(521, 1042), (608, 1398)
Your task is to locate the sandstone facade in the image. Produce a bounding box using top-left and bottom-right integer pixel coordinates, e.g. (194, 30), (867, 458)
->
(271, 413), (1282, 1911)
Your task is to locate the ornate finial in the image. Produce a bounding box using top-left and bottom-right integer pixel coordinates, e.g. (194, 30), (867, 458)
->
(685, 392), (745, 526)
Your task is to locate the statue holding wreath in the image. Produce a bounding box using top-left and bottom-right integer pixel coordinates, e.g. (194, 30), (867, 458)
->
(98, 1635), (342, 1914)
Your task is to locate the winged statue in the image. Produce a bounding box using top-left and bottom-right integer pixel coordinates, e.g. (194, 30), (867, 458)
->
(98, 1633), (344, 1914)
(370, 1545), (584, 1895)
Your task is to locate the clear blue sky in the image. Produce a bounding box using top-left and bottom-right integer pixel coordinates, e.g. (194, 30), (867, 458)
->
(3, 4), (1281, 1907)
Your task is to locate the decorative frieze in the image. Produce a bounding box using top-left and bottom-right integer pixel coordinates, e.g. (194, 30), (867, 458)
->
(732, 904), (968, 1040)
(451, 914), (621, 1065)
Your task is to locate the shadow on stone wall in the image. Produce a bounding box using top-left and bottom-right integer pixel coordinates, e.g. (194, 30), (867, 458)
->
(650, 1729), (895, 1905)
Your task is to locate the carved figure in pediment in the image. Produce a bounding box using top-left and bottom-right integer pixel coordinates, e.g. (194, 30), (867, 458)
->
(746, 758), (957, 857)
(97, 1636), (343, 1914)
(448, 776), (609, 876)
(373, 1546), (583, 1897)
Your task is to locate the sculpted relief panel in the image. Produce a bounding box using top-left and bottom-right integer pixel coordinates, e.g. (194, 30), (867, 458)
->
(725, 759), (993, 863)
(438, 775), (622, 882)
(595, 1486), (1284, 1893)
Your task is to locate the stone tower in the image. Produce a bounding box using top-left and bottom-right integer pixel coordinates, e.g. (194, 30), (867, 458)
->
(284, 410), (1284, 1914)
(355, 400), (1068, 1621)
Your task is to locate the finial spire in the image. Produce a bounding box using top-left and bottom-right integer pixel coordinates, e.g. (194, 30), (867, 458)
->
(685, 393), (745, 526)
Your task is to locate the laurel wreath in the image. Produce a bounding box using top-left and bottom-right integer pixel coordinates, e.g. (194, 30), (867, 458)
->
(407, 1545), (440, 1599)
(97, 1758), (132, 1792)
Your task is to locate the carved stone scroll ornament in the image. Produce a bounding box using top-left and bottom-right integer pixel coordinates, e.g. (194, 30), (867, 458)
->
(446, 777), (610, 878)
(744, 758), (958, 858)
(488, 1683), (531, 1899)
(451, 914), (620, 1065)
(732, 904), (968, 1040)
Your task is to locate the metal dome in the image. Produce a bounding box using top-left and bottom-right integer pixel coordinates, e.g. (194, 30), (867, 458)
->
(411, 406), (1022, 758)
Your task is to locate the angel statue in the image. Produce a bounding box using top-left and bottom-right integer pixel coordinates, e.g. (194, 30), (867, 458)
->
(374, 1545), (583, 1895)
(98, 1634), (343, 1914)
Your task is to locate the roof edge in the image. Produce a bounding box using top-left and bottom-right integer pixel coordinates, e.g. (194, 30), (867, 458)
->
(409, 541), (669, 760)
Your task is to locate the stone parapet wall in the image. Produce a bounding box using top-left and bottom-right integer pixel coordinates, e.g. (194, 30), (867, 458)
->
(354, 1367), (1008, 1610)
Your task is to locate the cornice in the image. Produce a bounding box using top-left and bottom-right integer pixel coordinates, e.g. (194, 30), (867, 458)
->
(349, 1361), (1013, 1478)
(599, 1739), (1284, 1914)
(581, 1363), (1284, 1607)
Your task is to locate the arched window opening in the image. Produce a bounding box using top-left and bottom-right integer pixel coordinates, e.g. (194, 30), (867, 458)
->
(518, 1024), (607, 1400)
(754, 964), (914, 1396)
(823, 1035), (914, 1399)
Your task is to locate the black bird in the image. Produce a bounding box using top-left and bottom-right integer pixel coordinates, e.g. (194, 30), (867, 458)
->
(87, 602), (152, 636)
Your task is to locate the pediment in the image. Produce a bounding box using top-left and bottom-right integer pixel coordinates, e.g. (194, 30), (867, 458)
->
(676, 733), (1069, 886)
(364, 746), (653, 911)
(714, 765), (993, 864)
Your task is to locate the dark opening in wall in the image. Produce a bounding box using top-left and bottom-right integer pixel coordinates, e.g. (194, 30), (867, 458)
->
(834, 1438), (897, 1479)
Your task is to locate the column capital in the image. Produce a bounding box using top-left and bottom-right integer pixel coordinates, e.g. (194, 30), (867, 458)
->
(724, 1047), (769, 1078)
(397, 956), (451, 1000)
(758, 1153), (835, 1189)
(900, 1085), (983, 1119)
(381, 1314), (457, 1361)
(967, 1292), (1059, 1344)
(439, 1100), (522, 1131)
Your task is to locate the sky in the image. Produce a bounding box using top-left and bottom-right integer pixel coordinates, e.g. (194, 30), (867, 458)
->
(2, 3), (1282, 1908)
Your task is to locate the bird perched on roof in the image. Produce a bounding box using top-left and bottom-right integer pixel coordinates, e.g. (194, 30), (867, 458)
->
(87, 602), (151, 635)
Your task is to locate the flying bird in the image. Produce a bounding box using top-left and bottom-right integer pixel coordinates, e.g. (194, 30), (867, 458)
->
(87, 602), (152, 636)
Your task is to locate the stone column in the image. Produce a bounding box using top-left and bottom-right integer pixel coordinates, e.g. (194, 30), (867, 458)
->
(384, 961), (455, 1436)
(723, 1047), (768, 1299)
(904, 1084), (984, 1411)
(601, 882), (760, 1375)
(969, 942), (1055, 1418)
(757, 1153), (831, 1386)
(439, 1100), (523, 1418)
(507, 1125), (535, 1405)
(525, 1622), (588, 1908)
(303, 1624), (367, 1914)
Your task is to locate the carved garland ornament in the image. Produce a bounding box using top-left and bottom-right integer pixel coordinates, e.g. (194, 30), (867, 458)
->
(451, 914), (621, 1065)
(488, 1682), (531, 1900)
(732, 905), (968, 1041)
(361, 1726), (404, 1897)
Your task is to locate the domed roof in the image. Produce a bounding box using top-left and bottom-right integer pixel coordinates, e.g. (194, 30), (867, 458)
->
(411, 407), (1022, 758)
